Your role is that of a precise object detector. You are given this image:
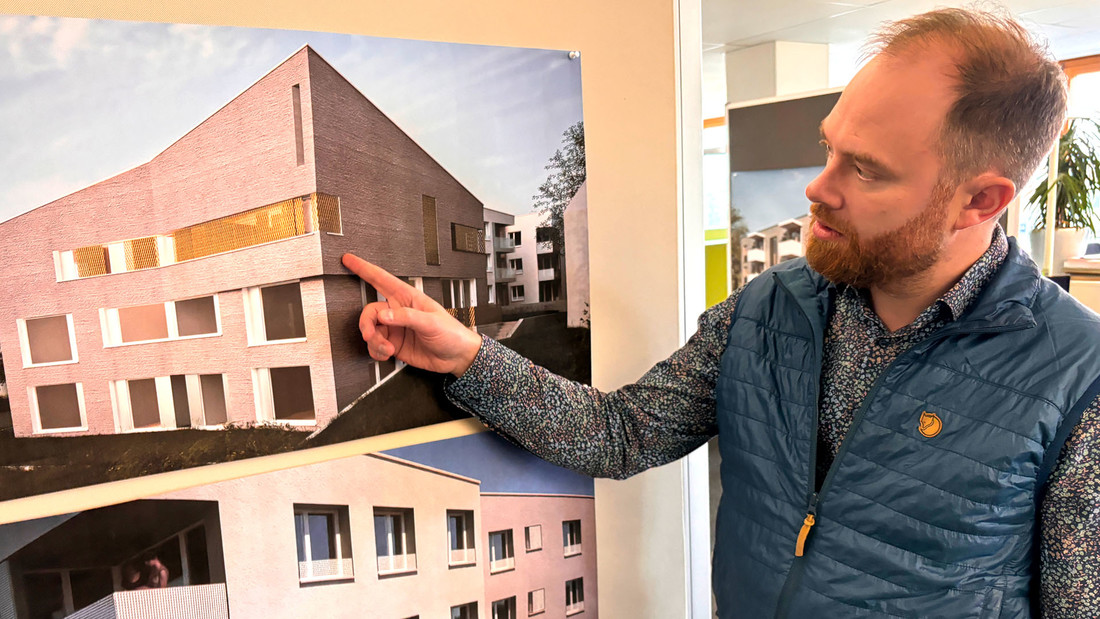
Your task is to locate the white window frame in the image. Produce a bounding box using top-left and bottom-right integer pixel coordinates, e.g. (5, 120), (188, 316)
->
(251, 367), (316, 427)
(243, 281), (307, 346)
(111, 373), (229, 432)
(524, 525), (542, 552)
(101, 294), (222, 347)
(565, 578), (585, 616)
(374, 508), (417, 576)
(563, 520), (582, 557)
(29, 382), (87, 434)
(294, 506), (353, 583)
(447, 511), (476, 567)
(528, 589), (546, 616)
(492, 597), (516, 619)
(510, 258), (523, 274)
(488, 529), (515, 574)
(17, 314), (79, 368)
(510, 285), (525, 302)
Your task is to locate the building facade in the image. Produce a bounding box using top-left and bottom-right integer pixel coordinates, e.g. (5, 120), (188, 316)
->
(739, 214), (810, 284)
(0, 46), (491, 438)
(0, 433), (598, 619)
(483, 208), (517, 307)
(563, 183), (590, 328)
(504, 213), (564, 309)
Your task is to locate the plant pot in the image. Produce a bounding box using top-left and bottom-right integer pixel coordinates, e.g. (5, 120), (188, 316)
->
(1029, 228), (1088, 275)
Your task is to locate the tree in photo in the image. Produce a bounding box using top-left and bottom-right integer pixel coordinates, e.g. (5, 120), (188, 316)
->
(534, 121), (586, 256)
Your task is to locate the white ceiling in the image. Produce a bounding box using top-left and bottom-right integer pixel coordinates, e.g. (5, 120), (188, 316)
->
(700, 0), (1100, 114)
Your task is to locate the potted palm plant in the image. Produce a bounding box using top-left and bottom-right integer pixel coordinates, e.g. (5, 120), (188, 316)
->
(1029, 117), (1100, 273)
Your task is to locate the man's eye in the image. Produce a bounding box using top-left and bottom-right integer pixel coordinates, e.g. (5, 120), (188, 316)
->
(854, 164), (874, 181)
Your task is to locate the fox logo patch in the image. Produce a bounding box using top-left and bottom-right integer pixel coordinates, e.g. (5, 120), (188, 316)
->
(918, 411), (943, 438)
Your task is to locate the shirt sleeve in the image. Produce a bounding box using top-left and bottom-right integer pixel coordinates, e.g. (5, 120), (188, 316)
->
(444, 289), (742, 479)
(1040, 392), (1100, 618)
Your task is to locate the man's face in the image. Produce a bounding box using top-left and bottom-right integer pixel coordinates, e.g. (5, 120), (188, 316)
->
(805, 48), (962, 289)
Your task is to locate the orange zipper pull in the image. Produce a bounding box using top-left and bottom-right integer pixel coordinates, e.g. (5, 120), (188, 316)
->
(795, 514), (816, 557)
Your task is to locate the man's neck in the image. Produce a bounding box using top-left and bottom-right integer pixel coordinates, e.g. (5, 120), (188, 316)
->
(868, 229), (994, 332)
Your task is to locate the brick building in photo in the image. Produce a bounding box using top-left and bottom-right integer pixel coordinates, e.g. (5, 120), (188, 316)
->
(0, 45), (493, 437)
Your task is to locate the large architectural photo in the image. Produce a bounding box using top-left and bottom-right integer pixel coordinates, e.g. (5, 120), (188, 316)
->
(0, 17), (590, 501)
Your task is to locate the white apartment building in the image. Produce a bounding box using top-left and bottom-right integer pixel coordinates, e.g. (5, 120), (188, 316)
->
(504, 213), (563, 307)
(740, 214), (811, 284)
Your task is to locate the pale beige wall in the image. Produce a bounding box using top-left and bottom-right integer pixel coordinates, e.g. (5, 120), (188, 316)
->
(160, 455), (484, 619)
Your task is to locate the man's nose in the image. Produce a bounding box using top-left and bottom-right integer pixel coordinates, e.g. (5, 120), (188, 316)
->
(805, 165), (841, 209)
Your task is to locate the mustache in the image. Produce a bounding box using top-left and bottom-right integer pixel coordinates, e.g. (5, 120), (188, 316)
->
(809, 203), (850, 236)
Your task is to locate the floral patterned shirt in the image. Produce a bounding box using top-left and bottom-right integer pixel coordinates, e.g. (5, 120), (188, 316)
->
(447, 226), (1099, 617)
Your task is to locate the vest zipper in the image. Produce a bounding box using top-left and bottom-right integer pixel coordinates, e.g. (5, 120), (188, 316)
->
(773, 278), (827, 619)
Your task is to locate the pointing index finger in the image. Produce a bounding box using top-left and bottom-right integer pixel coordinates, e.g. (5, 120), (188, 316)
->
(342, 253), (413, 301)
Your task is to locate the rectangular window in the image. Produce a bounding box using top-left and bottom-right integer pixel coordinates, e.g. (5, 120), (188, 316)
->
(528, 589), (546, 616)
(525, 525), (542, 552)
(292, 84), (305, 166)
(508, 230), (522, 246)
(452, 222), (484, 253)
(537, 253), (558, 270)
(113, 373), (228, 431)
(19, 314), (77, 366)
(536, 227), (556, 244)
(538, 280), (561, 303)
(488, 529), (515, 573)
(261, 282), (307, 341)
(243, 282), (306, 344)
(119, 303), (170, 343)
(492, 597), (517, 619)
(565, 578), (585, 615)
(423, 195), (440, 265)
(31, 383), (86, 432)
(175, 296), (218, 337)
(295, 505), (353, 583)
(253, 366), (315, 423)
(374, 508), (417, 575)
(104, 295), (220, 346)
(451, 603), (478, 619)
(511, 285), (525, 302)
(448, 510), (476, 566)
(510, 258), (523, 273)
(563, 520), (582, 556)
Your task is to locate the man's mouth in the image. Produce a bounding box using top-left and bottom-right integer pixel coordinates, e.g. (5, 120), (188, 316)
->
(812, 218), (844, 240)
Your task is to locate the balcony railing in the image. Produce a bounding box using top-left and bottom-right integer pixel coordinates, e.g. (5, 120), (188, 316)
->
(778, 238), (803, 259)
(537, 268), (557, 281)
(493, 236), (516, 252)
(566, 601), (585, 616)
(495, 267), (517, 282)
(447, 306), (477, 329)
(298, 558), (354, 581)
(564, 543), (582, 557)
(489, 556), (515, 573)
(67, 584), (229, 619)
(745, 248), (765, 263)
(57, 193), (341, 281)
(449, 547), (477, 565)
(377, 553), (417, 575)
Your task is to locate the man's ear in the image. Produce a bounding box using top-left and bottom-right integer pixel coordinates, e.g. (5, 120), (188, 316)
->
(953, 173), (1016, 230)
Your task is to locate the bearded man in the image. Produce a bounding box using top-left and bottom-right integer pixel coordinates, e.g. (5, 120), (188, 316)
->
(343, 7), (1100, 618)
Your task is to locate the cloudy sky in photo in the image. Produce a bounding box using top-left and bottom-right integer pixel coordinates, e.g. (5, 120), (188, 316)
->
(0, 15), (584, 222)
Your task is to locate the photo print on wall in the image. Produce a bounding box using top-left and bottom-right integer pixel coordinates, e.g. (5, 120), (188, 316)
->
(0, 15), (591, 501)
(0, 431), (599, 618)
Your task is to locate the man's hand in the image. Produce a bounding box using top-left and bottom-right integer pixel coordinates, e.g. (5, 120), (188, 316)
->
(342, 253), (483, 377)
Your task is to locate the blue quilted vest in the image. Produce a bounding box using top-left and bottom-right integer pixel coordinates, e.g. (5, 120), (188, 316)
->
(713, 239), (1100, 618)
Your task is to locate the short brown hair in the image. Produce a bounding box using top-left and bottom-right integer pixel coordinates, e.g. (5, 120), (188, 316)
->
(866, 7), (1067, 188)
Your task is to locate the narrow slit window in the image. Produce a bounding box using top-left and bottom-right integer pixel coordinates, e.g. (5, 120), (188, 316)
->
(292, 84), (305, 165)
(423, 195), (440, 265)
